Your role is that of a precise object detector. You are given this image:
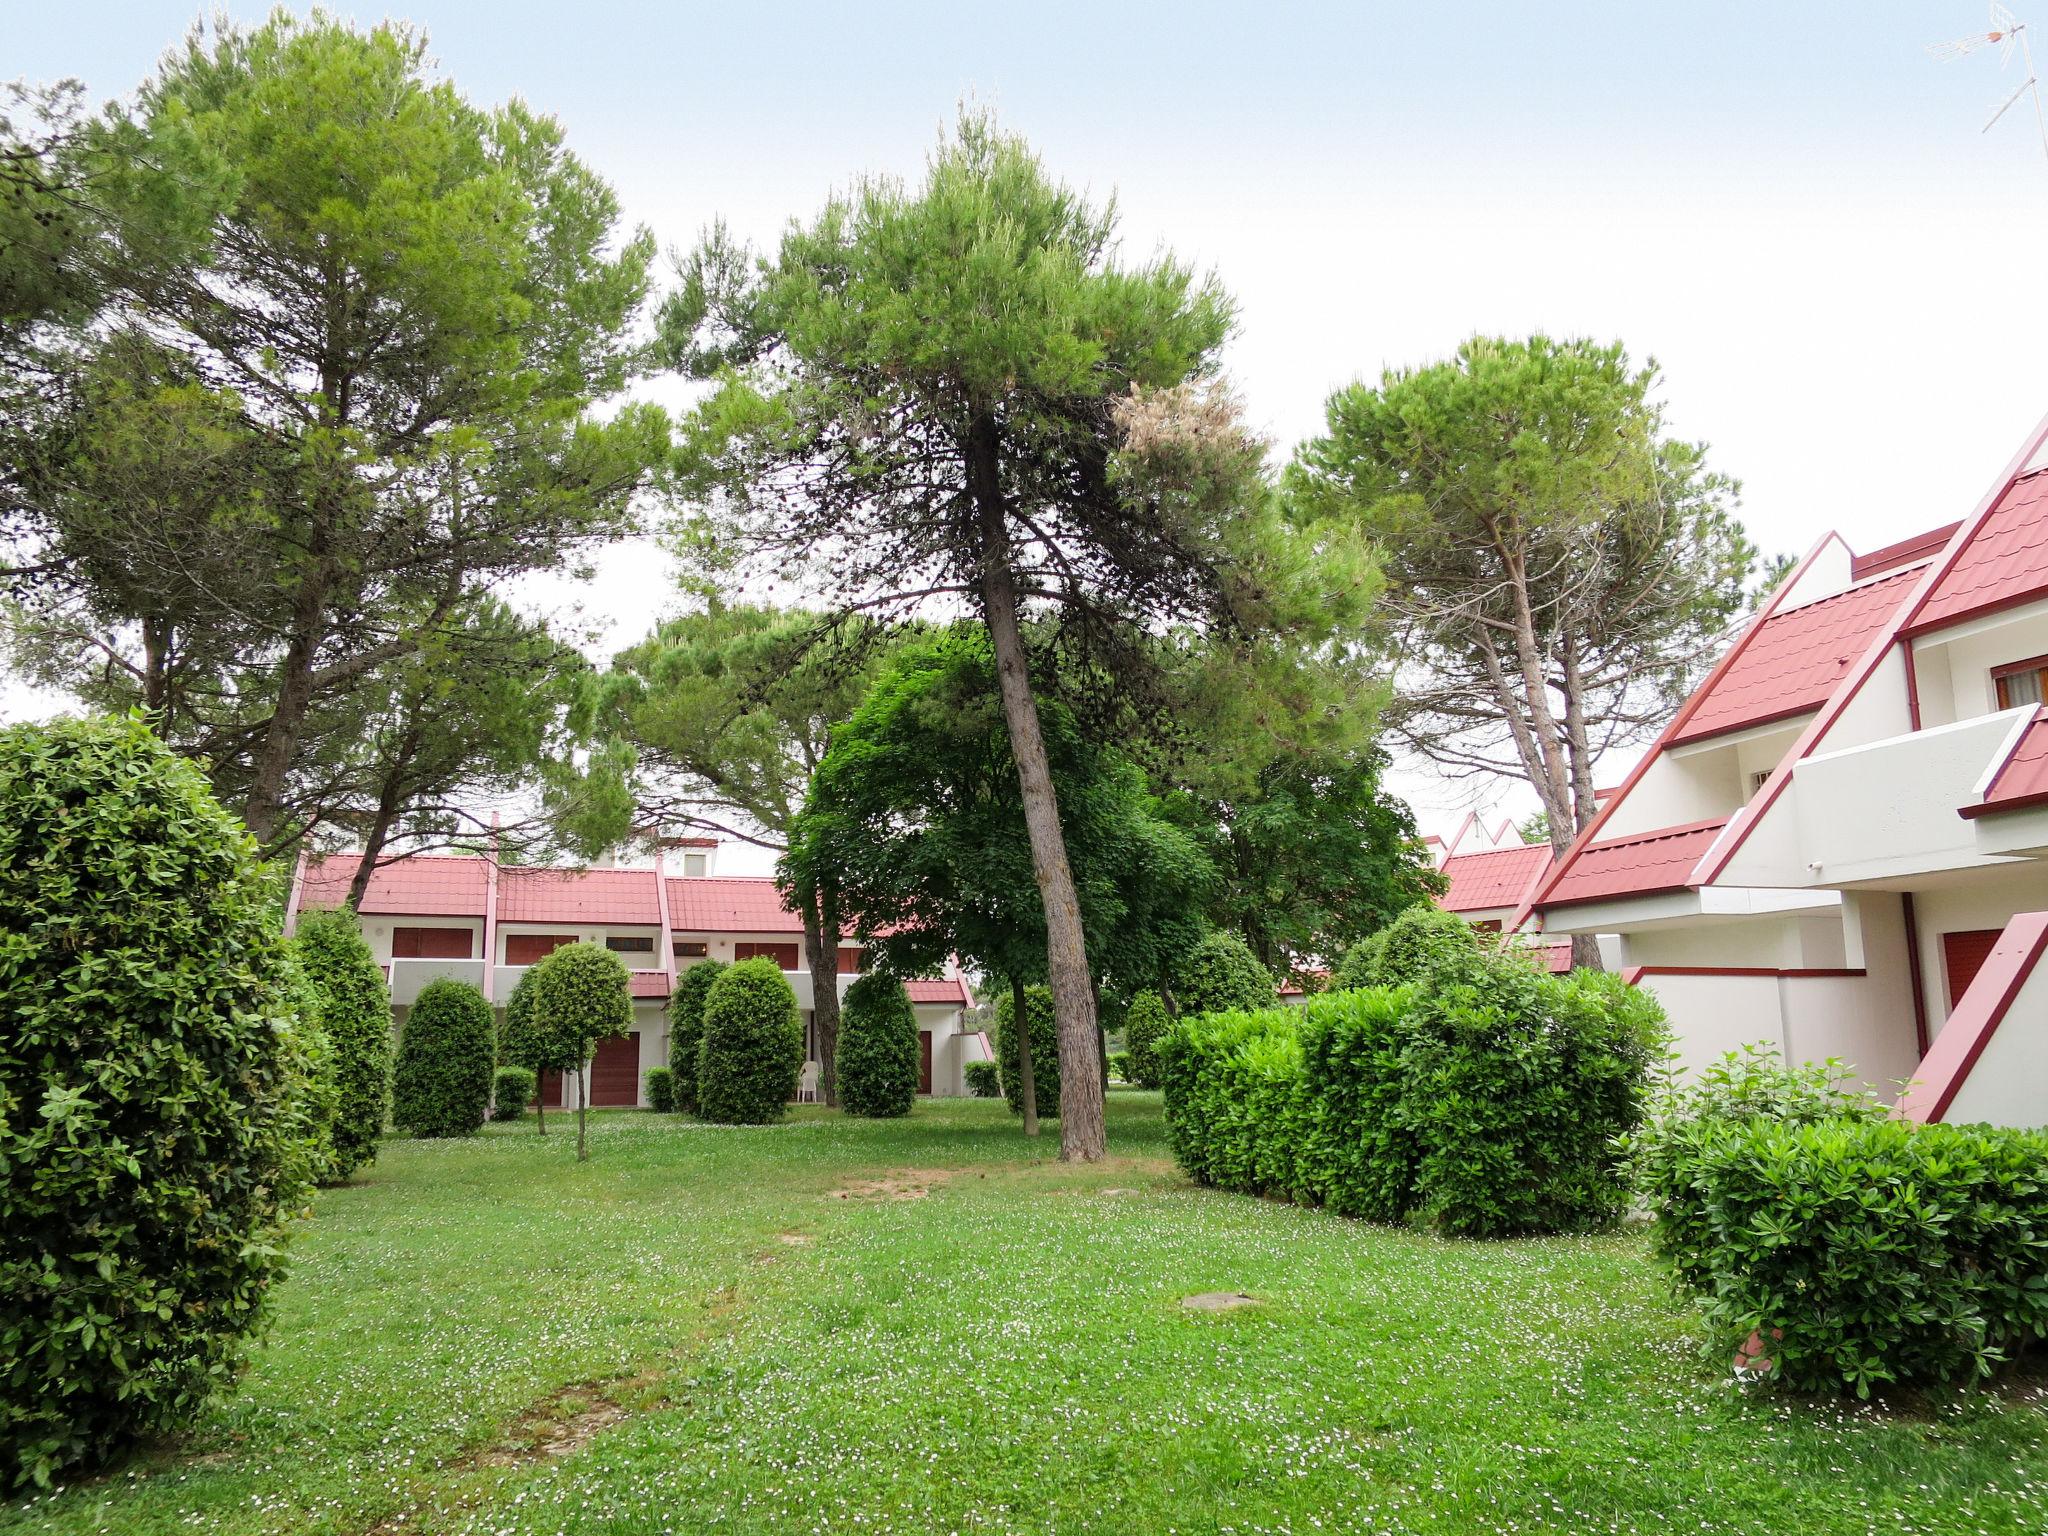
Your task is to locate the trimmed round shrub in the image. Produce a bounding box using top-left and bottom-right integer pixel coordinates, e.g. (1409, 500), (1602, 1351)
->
(0, 716), (314, 1488)
(837, 972), (920, 1118)
(667, 959), (725, 1115)
(492, 1065), (536, 1122)
(289, 905), (393, 1178)
(1172, 931), (1274, 1017)
(1109, 1050), (1132, 1081)
(530, 942), (634, 1074)
(964, 1060), (1001, 1097)
(1349, 906), (1492, 991)
(645, 1065), (678, 1114)
(392, 979), (495, 1137)
(697, 957), (804, 1124)
(994, 983), (1059, 1118)
(1123, 989), (1169, 1088)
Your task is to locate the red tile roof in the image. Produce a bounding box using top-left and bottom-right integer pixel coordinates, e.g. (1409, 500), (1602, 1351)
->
(1960, 709), (2048, 819)
(1910, 469), (2048, 634)
(499, 867), (661, 926)
(300, 854), (489, 917)
(667, 877), (805, 934)
(629, 971), (673, 999)
(905, 977), (969, 1005)
(1438, 844), (1551, 914)
(1851, 522), (1961, 581)
(1667, 569), (1922, 746)
(1534, 938), (1573, 974)
(1537, 819), (1728, 910)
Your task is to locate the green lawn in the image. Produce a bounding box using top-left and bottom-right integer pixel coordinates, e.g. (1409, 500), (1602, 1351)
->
(9, 1093), (2047, 1536)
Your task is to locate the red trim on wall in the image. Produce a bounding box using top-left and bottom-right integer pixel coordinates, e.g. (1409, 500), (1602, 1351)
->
(1692, 409), (2048, 890)
(1900, 892), (1930, 1058)
(1897, 911), (2048, 1123)
(1514, 533), (1846, 931)
(1621, 965), (1867, 981)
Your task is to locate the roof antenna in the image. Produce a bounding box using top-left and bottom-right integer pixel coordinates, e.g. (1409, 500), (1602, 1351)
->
(1929, 3), (2048, 161)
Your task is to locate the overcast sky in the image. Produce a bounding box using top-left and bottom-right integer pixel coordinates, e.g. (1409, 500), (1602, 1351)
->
(12, 1), (2048, 857)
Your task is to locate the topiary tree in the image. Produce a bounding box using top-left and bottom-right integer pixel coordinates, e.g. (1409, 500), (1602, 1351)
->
(499, 965), (574, 1134)
(392, 979), (496, 1138)
(0, 716), (314, 1488)
(644, 1065), (678, 1113)
(667, 958), (725, 1116)
(995, 984), (1060, 1120)
(1123, 990), (1170, 1089)
(697, 957), (804, 1124)
(289, 905), (393, 1178)
(965, 1059), (1002, 1097)
(1172, 931), (1275, 1018)
(529, 942), (634, 1161)
(837, 972), (920, 1118)
(492, 1065), (535, 1122)
(1349, 906), (1493, 991)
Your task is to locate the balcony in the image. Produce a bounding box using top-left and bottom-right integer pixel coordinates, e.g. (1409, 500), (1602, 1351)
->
(487, 964), (852, 1008)
(387, 957), (487, 1005)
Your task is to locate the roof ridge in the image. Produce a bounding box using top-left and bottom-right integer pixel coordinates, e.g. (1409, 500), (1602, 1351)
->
(1582, 815), (1729, 851)
(1766, 563), (1922, 617)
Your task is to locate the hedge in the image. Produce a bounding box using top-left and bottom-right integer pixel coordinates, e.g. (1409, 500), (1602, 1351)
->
(289, 905), (393, 1178)
(837, 972), (920, 1118)
(645, 1065), (678, 1113)
(1159, 955), (1664, 1237)
(994, 983), (1059, 1118)
(1122, 989), (1169, 1088)
(667, 959), (726, 1116)
(0, 717), (314, 1488)
(698, 957), (804, 1124)
(965, 1060), (1001, 1097)
(392, 978), (496, 1137)
(1329, 905), (1492, 995)
(492, 1065), (536, 1122)
(1172, 931), (1274, 1017)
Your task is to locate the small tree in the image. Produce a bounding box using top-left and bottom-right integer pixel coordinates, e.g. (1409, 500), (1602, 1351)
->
(498, 967), (573, 1135)
(530, 943), (633, 1160)
(837, 973), (920, 1118)
(667, 958), (726, 1116)
(492, 1066), (535, 1122)
(1172, 932), (1274, 1017)
(698, 958), (804, 1125)
(1123, 990), (1170, 1090)
(392, 979), (496, 1138)
(289, 906), (393, 1179)
(0, 717), (311, 1487)
(995, 984), (1060, 1121)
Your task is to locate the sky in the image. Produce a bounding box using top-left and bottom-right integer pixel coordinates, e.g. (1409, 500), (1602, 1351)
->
(12, 0), (2048, 857)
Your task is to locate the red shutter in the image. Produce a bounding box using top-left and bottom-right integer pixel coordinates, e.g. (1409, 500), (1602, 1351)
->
(588, 1033), (641, 1107)
(1943, 928), (2005, 1010)
(392, 926), (474, 959)
(918, 1030), (933, 1096)
(506, 933), (577, 966)
(735, 941), (800, 970)
(837, 946), (865, 972)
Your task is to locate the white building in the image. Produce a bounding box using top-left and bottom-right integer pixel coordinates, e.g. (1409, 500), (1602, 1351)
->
(286, 842), (984, 1107)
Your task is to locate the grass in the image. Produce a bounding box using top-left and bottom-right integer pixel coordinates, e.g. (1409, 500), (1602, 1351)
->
(8, 1092), (2047, 1536)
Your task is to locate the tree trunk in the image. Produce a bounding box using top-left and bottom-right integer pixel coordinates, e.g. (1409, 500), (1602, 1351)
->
(346, 742), (415, 908)
(244, 554), (334, 845)
(536, 1086), (546, 1135)
(1092, 975), (1108, 1098)
(576, 1061), (590, 1161)
(1557, 632), (1606, 972)
(802, 884), (842, 1108)
(1013, 974), (1039, 1139)
(1498, 544), (1578, 833)
(970, 413), (1106, 1162)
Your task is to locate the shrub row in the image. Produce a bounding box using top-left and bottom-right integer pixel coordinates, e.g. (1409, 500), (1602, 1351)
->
(1160, 908), (1664, 1237)
(1629, 1050), (2048, 1395)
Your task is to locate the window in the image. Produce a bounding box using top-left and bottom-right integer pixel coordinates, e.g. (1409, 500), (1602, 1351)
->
(673, 939), (709, 958)
(604, 935), (654, 955)
(682, 852), (708, 877)
(837, 946), (865, 973)
(391, 927), (474, 959)
(734, 941), (800, 970)
(1993, 656), (2048, 709)
(504, 933), (575, 966)
(1749, 769), (1772, 797)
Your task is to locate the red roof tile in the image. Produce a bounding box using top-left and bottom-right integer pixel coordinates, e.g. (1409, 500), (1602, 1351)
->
(498, 868), (661, 926)
(1534, 938), (1573, 974)
(1438, 844), (1551, 914)
(1910, 470), (2048, 633)
(667, 877), (805, 934)
(1668, 570), (1922, 746)
(1538, 819), (1728, 910)
(629, 971), (673, 999)
(1961, 709), (2048, 818)
(300, 854), (489, 918)
(905, 977), (969, 1005)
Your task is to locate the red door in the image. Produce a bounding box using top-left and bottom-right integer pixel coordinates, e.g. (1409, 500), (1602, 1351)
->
(735, 941), (800, 970)
(537, 1069), (565, 1108)
(918, 1030), (933, 1096)
(588, 1033), (642, 1107)
(506, 933), (577, 966)
(1943, 929), (2005, 1010)
(392, 926), (474, 959)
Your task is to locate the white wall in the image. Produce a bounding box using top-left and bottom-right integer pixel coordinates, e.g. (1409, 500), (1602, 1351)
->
(1910, 864), (2048, 1038)
(1943, 957), (2048, 1128)
(1634, 967), (1916, 1091)
(1913, 597), (2048, 728)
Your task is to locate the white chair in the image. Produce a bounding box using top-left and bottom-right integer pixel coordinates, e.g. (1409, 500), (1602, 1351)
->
(798, 1060), (821, 1103)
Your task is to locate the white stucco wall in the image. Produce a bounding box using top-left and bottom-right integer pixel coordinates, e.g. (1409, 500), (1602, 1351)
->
(1942, 957), (2048, 1128)
(1912, 597), (2048, 728)
(1911, 864), (2048, 1039)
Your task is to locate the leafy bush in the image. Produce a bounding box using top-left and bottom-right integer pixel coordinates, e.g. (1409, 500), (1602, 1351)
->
(644, 1065), (678, 1113)
(492, 1065), (535, 1122)
(838, 972), (920, 1118)
(667, 959), (726, 1116)
(965, 1060), (1001, 1097)
(1108, 1050), (1132, 1081)
(697, 957), (804, 1124)
(994, 983), (1060, 1118)
(0, 716), (314, 1488)
(1172, 931), (1274, 1017)
(500, 966), (573, 1130)
(392, 979), (495, 1137)
(289, 905), (393, 1178)
(276, 950), (342, 1181)
(1122, 989), (1169, 1088)
(1159, 957), (1664, 1237)
(1335, 905), (1493, 993)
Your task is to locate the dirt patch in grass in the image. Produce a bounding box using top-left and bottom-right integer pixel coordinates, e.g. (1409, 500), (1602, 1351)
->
(831, 1169), (954, 1201)
(471, 1373), (660, 1470)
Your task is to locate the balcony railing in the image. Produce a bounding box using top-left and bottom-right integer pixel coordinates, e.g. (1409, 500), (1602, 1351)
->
(389, 958), (870, 1010)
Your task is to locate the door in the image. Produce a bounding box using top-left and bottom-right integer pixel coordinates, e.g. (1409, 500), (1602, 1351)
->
(735, 941), (800, 970)
(918, 1030), (933, 1096)
(1943, 929), (2005, 1011)
(505, 933), (577, 966)
(392, 926), (474, 959)
(537, 1069), (565, 1109)
(588, 1032), (642, 1107)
